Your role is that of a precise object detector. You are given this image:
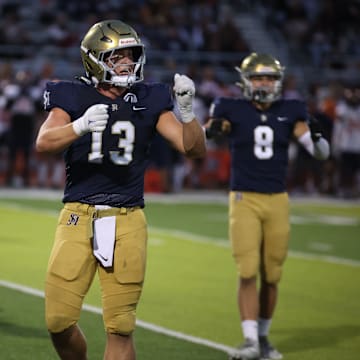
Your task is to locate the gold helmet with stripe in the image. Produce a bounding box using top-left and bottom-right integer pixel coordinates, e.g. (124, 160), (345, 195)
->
(235, 53), (285, 103)
(80, 20), (145, 87)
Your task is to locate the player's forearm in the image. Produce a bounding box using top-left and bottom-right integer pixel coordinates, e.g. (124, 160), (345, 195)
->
(173, 73), (205, 158)
(183, 119), (206, 158)
(36, 124), (79, 154)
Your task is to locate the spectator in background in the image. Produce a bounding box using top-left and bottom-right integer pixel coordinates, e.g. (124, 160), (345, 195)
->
(32, 62), (65, 188)
(146, 134), (174, 193)
(213, 8), (249, 54)
(289, 97), (334, 194)
(333, 83), (360, 198)
(4, 70), (41, 187)
(282, 74), (303, 100)
(0, 88), (9, 173)
(0, 3), (29, 46)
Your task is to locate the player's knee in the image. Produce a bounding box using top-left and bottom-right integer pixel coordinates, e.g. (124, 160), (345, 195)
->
(235, 257), (258, 279)
(265, 252), (287, 283)
(46, 313), (76, 334)
(240, 267), (258, 279)
(106, 312), (136, 335)
(265, 265), (282, 284)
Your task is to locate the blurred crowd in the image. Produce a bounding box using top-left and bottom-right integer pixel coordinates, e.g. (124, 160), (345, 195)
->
(0, 0), (359, 198)
(260, 0), (360, 75)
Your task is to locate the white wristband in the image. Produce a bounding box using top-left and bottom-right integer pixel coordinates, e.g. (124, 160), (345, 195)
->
(180, 111), (195, 123)
(72, 117), (87, 136)
(298, 131), (330, 160)
(314, 137), (330, 160)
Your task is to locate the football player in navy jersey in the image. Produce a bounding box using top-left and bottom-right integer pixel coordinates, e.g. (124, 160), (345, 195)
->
(205, 53), (330, 360)
(35, 20), (205, 360)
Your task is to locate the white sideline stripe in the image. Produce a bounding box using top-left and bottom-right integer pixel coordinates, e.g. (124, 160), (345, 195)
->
(0, 279), (236, 354)
(0, 188), (359, 206)
(288, 250), (360, 267)
(0, 202), (359, 268)
(134, 321), (235, 353)
(2, 200), (358, 227)
(151, 227), (360, 267)
(151, 226), (229, 246)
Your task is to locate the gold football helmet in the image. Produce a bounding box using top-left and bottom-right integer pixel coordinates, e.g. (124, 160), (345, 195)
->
(235, 53), (284, 103)
(80, 20), (146, 87)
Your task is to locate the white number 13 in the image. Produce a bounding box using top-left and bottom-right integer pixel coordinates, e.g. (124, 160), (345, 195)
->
(88, 121), (134, 165)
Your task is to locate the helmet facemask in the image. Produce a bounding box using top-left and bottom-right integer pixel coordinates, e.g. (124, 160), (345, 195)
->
(239, 71), (283, 103)
(99, 45), (145, 87)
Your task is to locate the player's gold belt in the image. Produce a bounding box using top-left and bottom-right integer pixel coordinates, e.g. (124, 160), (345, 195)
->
(65, 202), (141, 218)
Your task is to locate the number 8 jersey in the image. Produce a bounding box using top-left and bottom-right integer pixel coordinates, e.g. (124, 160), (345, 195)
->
(210, 97), (307, 193)
(43, 80), (173, 207)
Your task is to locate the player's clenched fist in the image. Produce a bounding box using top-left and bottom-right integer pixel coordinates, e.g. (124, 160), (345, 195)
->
(72, 104), (109, 136)
(173, 73), (195, 123)
(205, 118), (232, 139)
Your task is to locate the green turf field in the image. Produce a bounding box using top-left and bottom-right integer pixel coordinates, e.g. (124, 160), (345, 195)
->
(0, 191), (359, 359)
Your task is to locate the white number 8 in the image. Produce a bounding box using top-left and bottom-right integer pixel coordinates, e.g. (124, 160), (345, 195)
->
(254, 125), (274, 159)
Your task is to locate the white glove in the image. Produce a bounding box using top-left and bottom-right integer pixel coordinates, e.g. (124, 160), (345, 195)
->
(72, 104), (109, 136)
(173, 73), (195, 123)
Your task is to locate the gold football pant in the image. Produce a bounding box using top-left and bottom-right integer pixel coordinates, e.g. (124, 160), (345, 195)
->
(229, 191), (290, 283)
(45, 202), (147, 334)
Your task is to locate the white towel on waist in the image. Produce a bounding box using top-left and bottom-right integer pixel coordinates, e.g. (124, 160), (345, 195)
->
(93, 214), (116, 267)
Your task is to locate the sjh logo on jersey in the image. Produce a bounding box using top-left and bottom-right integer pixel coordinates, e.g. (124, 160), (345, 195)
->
(43, 90), (50, 109)
(66, 213), (79, 226)
(123, 92), (147, 111)
(124, 93), (138, 103)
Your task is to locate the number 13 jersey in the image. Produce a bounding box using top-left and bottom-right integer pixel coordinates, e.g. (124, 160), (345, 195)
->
(43, 80), (173, 207)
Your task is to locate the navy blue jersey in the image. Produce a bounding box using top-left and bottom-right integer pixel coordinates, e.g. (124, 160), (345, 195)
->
(212, 98), (307, 193)
(43, 80), (174, 206)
